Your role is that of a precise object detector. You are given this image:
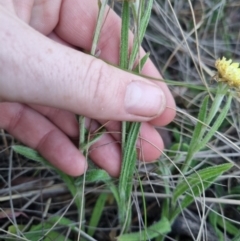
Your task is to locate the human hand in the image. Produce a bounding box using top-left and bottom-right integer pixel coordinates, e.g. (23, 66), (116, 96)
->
(0, 0), (175, 177)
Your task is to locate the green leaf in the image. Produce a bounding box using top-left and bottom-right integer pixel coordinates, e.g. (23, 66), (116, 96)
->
(205, 83), (229, 125)
(45, 215), (98, 240)
(209, 210), (225, 241)
(8, 224), (25, 234)
(199, 94), (232, 150)
(13, 145), (47, 163)
(13, 145), (78, 208)
(105, 180), (120, 207)
(43, 231), (72, 241)
(171, 175), (218, 221)
(24, 216), (77, 241)
(233, 231), (240, 241)
(81, 129), (105, 152)
(189, 95), (209, 149)
(120, 1), (130, 69)
(171, 164), (233, 220)
(117, 0), (154, 230)
(119, 122), (141, 202)
(75, 169), (111, 184)
(159, 161), (171, 220)
(181, 96), (209, 174)
(88, 193), (108, 237)
(181, 93), (232, 175)
(133, 52), (150, 73)
(24, 223), (72, 241)
(128, 0), (153, 70)
(118, 122), (141, 228)
(173, 163), (233, 204)
(217, 215), (239, 236)
(117, 217), (171, 241)
(91, 0), (108, 55)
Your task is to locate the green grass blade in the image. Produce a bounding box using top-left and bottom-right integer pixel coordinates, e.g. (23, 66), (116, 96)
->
(181, 95), (209, 174)
(12, 145), (78, 207)
(118, 0), (153, 231)
(105, 180), (120, 208)
(79, 0), (108, 150)
(25, 228), (72, 241)
(13, 145), (47, 163)
(24, 216), (75, 241)
(119, 122), (141, 202)
(209, 210), (225, 241)
(75, 169), (112, 184)
(120, 1), (130, 69)
(199, 94), (232, 150)
(80, 129), (106, 152)
(182, 91), (232, 175)
(233, 231), (240, 241)
(137, 173), (147, 240)
(116, 217), (171, 241)
(205, 83), (229, 125)
(118, 1), (131, 222)
(88, 193), (108, 237)
(120, 0), (130, 157)
(118, 122), (141, 230)
(217, 218), (239, 236)
(173, 163), (233, 204)
(171, 174), (218, 222)
(159, 161), (172, 219)
(28, 216), (96, 241)
(128, 0), (153, 70)
(91, 0), (108, 55)
(171, 164), (232, 220)
(188, 95), (209, 151)
(191, 95), (208, 141)
(133, 52), (150, 73)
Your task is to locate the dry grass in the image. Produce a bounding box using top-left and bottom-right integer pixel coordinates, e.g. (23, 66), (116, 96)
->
(1, 1), (240, 240)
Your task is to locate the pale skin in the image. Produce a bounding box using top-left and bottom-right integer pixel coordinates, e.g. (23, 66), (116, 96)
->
(0, 0), (176, 177)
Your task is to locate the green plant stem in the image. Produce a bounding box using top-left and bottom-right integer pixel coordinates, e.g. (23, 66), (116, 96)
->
(118, 0), (154, 232)
(77, 0), (109, 235)
(91, 0), (108, 55)
(181, 83), (231, 175)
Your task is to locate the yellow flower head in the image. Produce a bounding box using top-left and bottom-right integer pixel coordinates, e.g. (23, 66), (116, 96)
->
(215, 57), (240, 89)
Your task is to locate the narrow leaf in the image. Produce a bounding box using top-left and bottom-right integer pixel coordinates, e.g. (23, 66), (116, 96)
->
(171, 164), (233, 220)
(171, 174), (219, 221)
(133, 52), (150, 73)
(75, 169), (111, 184)
(120, 1), (130, 69)
(205, 83), (229, 125)
(88, 193), (108, 237)
(13, 145), (46, 163)
(119, 122), (141, 201)
(13, 145), (78, 207)
(233, 231), (240, 241)
(189, 95), (209, 150)
(209, 211), (225, 241)
(118, 122), (141, 227)
(199, 95), (232, 150)
(117, 217), (171, 241)
(128, 0), (153, 70)
(91, 0), (108, 55)
(173, 163), (233, 204)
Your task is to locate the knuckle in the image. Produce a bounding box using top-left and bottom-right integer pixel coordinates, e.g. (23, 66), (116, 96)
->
(5, 103), (26, 132)
(85, 58), (112, 106)
(35, 129), (55, 151)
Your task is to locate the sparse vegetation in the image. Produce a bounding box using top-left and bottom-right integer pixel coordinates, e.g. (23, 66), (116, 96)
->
(1, 1), (240, 241)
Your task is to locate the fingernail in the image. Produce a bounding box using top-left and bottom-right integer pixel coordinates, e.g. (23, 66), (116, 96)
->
(124, 81), (166, 117)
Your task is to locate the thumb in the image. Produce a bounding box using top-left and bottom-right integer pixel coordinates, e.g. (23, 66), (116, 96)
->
(0, 8), (166, 122)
